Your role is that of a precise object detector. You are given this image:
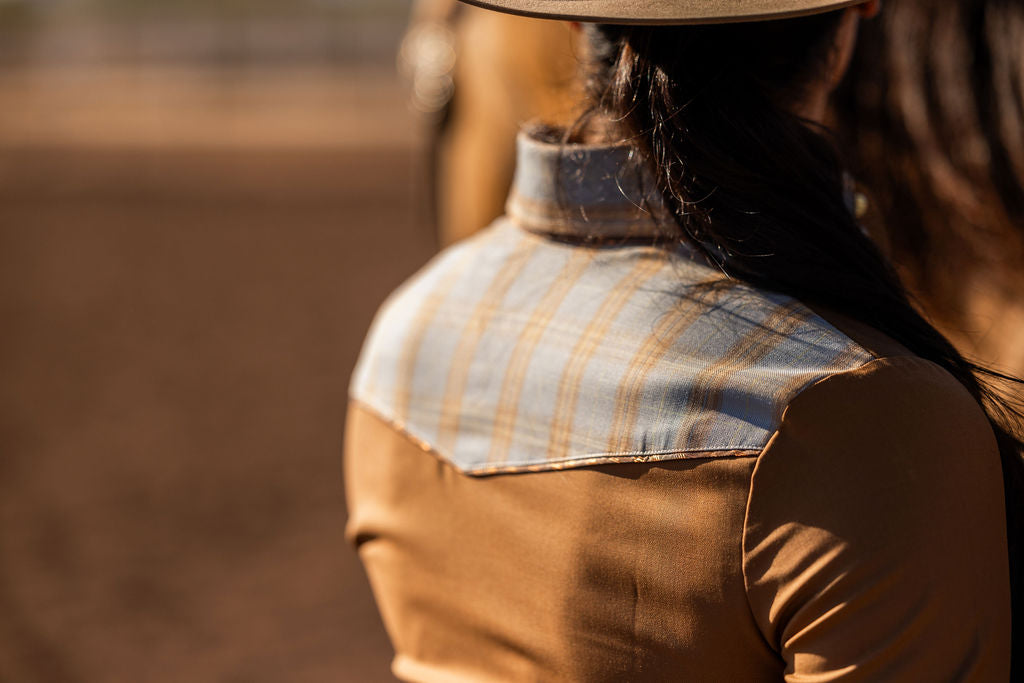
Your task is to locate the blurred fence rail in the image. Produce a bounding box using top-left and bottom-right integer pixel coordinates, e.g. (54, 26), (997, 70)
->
(0, 65), (416, 149)
(0, 18), (405, 67)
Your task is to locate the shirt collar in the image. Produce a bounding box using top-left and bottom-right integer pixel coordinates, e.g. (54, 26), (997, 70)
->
(507, 130), (874, 248)
(506, 130), (668, 239)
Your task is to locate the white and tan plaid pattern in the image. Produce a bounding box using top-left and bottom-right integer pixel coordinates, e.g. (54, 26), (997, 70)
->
(350, 134), (876, 476)
(352, 228), (875, 475)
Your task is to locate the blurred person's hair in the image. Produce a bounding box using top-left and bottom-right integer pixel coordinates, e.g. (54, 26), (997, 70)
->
(835, 0), (1024, 323)
(579, 15), (1023, 667)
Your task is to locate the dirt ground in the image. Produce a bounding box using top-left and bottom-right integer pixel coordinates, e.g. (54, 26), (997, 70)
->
(0, 73), (436, 680)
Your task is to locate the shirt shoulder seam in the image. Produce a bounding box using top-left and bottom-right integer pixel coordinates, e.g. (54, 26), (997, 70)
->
(349, 397), (763, 477)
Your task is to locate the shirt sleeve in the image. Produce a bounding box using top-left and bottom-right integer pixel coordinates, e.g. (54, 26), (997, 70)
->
(742, 356), (1011, 681)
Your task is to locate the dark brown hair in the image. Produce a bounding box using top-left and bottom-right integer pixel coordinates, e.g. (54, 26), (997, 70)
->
(582, 13), (1023, 667)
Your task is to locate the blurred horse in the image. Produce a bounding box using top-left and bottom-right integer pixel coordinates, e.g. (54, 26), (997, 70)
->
(836, 0), (1024, 374)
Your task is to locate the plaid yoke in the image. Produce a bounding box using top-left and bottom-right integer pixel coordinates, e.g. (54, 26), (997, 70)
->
(350, 133), (876, 476)
(351, 224), (874, 476)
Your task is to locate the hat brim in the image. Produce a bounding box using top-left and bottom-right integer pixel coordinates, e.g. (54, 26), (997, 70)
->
(457, 0), (865, 24)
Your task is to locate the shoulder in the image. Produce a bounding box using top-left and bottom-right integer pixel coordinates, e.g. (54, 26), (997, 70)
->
(351, 220), (888, 474)
(349, 221), (521, 401)
(757, 307), (1001, 491)
(353, 220), (993, 480)
(775, 353), (995, 459)
(742, 354), (1010, 679)
(746, 353), (1002, 544)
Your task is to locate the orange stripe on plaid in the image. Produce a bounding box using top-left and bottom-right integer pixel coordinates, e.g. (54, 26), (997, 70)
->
(485, 249), (596, 465)
(393, 249), (478, 422)
(545, 256), (666, 461)
(604, 286), (732, 453)
(435, 240), (541, 455)
(674, 301), (811, 450)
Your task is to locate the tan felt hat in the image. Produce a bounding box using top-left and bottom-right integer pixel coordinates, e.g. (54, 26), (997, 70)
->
(458, 0), (866, 24)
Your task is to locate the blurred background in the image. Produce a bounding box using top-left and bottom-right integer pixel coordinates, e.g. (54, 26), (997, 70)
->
(0, 0), (434, 680)
(4, 0), (1022, 680)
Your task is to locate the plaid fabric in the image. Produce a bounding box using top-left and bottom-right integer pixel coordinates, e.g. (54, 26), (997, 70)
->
(350, 134), (876, 476)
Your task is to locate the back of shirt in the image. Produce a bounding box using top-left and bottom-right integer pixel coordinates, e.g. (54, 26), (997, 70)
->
(345, 134), (1011, 682)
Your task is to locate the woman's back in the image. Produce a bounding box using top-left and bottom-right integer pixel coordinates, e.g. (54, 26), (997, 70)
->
(345, 133), (1011, 681)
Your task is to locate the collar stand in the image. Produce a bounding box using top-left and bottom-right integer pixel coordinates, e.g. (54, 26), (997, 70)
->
(506, 130), (669, 240)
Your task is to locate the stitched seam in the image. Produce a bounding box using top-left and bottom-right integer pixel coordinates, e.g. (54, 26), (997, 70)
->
(350, 397), (761, 476)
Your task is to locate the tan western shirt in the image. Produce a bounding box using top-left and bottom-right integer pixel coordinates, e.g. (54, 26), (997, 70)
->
(345, 132), (1011, 681)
